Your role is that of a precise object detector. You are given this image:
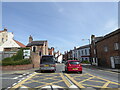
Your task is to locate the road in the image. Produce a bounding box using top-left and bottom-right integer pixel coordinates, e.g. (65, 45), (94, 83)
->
(1, 63), (120, 89)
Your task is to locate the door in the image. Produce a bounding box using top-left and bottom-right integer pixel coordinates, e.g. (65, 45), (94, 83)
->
(110, 57), (115, 68)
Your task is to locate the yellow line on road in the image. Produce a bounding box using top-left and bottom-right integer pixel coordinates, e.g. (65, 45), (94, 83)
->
(65, 74), (85, 88)
(10, 73), (37, 89)
(88, 80), (106, 83)
(102, 81), (111, 88)
(87, 73), (120, 85)
(82, 84), (102, 88)
(79, 76), (96, 83)
(59, 73), (71, 87)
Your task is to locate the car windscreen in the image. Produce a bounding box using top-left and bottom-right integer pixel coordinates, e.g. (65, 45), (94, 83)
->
(40, 56), (55, 64)
(69, 61), (80, 65)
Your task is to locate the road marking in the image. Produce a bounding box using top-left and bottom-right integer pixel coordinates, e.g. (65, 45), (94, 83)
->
(79, 76), (96, 83)
(59, 73), (71, 87)
(82, 83), (102, 88)
(13, 77), (18, 79)
(65, 74), (85, 88)
(10, 73), (36, 89)
(17, 75), (23, 77)
(88, 80), (106, 83)
(102, 81), (111, 88)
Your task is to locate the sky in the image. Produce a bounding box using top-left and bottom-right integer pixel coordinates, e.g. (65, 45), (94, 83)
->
(2, 2), (118, 53)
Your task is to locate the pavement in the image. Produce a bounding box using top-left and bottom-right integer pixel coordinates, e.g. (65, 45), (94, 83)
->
(2, 67), (40, 74)
(1, 63), (120, 74)
(82, 64), (120, 73)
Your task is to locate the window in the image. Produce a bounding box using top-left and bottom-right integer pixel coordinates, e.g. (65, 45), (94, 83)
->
(104, 46), (108, 52)
(82, 50), (84, 55)
(32, 46), (36, 52)
(2, 38), (4, 42)
(114, 43), (119, 50)
(85, 49), (87, 55)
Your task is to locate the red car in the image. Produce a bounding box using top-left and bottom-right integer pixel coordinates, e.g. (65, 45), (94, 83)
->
(65, 60), (82, 73)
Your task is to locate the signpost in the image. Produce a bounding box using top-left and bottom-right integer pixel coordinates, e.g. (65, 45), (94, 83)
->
(23, 50), (30, 59)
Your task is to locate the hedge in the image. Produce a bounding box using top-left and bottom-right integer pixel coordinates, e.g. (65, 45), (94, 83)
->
(1, 48), (32, 66)
(1, 59), (31, 66)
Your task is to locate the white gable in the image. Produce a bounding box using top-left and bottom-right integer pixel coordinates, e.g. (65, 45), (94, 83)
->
(1, 39), (20, 48)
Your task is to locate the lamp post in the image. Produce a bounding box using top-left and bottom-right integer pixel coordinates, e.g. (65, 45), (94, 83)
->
(82, 39), (92, 65)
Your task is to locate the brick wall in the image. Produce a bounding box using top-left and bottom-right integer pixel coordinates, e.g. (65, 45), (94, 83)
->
(31, 52), (40, 68)
(0, 64), (33, 70)
(96, 32), (120, 68)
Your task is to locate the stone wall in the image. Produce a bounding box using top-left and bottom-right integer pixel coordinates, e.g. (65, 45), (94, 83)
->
(31, 52), (40, 68)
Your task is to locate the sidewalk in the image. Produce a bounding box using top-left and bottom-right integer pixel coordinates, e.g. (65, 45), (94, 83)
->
(82, 64), (120, 73)
(2, 67), (40, 74)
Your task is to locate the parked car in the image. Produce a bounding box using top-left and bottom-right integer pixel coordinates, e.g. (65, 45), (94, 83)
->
(40, 55), (56, 72)
(65, 60), (82, 73)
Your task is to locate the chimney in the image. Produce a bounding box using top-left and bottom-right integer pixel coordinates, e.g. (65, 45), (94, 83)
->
(29, 35), (33, 43)
(4, 28), (7, 31)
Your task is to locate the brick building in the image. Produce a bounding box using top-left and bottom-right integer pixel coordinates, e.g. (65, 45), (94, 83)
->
(48, 47), (54, 55)
(91, 29), (120, 68)
(26, 35), (48, 67)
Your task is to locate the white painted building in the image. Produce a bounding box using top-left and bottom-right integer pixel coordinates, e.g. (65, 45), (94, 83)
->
(0, 28), (25, 51)
(54, 51), (63, 63)
(72, 45), (90, 62)
(0, 28), (14, 46)
(77, 45), (90, 62)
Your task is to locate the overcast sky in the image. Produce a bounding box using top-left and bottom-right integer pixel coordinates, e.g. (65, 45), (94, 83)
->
(2, 2), (118, 53)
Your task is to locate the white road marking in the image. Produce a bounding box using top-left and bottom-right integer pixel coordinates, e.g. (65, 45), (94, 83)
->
(13, 77), (18, 79)
(12, 83), (17, 86)
(18, 75), (23, 77)
(41, 85), (51, 88)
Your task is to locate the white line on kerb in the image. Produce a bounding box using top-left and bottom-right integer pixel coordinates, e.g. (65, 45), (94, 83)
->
(23, 73), (26, 75)
(13, 77), (18, 79)
(18, 75), (23, 77)
(12, 83), (17, 86)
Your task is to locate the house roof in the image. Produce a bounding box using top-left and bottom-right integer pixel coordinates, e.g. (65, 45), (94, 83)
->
(14, 40), (26, 47)
(77, 44), (90, 50)
(0, 28), (7, 33)
(96, 28), (120, 43)
(26, 40), (47, 47)
(0, 30), (6, 33)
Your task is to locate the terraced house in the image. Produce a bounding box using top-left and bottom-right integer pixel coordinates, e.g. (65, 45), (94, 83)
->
(91, 28), (120, 68)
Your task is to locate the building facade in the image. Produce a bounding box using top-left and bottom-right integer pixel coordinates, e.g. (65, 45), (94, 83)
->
(91, 29), (120, 68)
(0, 28), (14, 46)
(26, 36), (48, 67)
(48, 47), (54, 55)
(77, 45), (90, 62)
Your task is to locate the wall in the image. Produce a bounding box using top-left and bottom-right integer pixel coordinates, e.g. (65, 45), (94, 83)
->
(31, 52), (40, 68)
(0, 64), (33, 70)
(96, 33), (120, 68)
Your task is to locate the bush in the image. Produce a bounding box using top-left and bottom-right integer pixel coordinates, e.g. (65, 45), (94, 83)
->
(1, 48), (32, 66)
(2, 57), (12, 62)
(1, 59), (31, 66)
(81, 60), (90, 64)
(12, 49), (23, 61)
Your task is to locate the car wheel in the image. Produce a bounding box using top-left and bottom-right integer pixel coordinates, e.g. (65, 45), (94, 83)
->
(40, 70), (44, 73)
(65, 69), (68, 73)
(53, 70), (55, 73)
(78, 71), (82, 74)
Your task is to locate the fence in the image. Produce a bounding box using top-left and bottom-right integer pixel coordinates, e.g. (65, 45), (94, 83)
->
(0, 51), (17, 60)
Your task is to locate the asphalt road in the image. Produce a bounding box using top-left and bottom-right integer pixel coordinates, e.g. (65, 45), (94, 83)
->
(1, 63), (120, 89)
